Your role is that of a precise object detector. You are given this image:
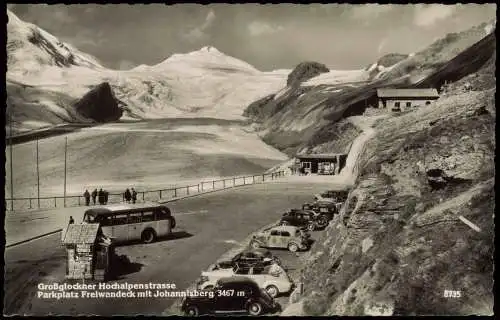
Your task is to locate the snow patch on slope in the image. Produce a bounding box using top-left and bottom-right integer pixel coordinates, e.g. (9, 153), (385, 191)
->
(302, 69), (369, 86)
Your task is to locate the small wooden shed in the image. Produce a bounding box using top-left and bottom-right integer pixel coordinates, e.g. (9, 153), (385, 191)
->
(62, 223), (114, 281)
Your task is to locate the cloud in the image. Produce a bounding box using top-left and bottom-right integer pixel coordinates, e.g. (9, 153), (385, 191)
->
(377, 37), (388, 54)
(118, 60), (136, 70)
(184, 9), (216, 42)
(413, 4), (456, 28)
(248, 21), (284, 37)
(350, 4), (394, 21)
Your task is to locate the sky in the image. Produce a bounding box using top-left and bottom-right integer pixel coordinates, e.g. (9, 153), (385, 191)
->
(7, 3), (497, 71)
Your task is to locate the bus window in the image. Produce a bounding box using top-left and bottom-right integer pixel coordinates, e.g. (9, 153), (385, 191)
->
(142, 211), (155, 222)
(99, 216), (112, 227)
(113, 214), (128, 225)
(129, 212), (142, 224)
(84, 213), (96, 223)
(156, 208), (170, 220)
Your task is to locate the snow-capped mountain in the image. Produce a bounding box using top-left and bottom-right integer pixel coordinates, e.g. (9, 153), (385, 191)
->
(7, 10), (103, 73)
(6, 10), (291, 132)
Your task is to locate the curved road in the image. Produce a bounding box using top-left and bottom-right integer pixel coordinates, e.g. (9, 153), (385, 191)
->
(4, 179), (333, 316)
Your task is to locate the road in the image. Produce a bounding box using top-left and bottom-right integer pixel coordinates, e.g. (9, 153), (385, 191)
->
(4, 179), (334, 316)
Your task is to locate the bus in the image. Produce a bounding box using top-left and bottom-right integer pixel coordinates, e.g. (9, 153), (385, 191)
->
(82, 202), (176, 244)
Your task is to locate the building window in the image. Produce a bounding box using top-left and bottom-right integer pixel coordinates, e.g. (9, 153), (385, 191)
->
(406, 102), (411, 108)
(425, 101), (431, 105)
(392, 102), (401, 112)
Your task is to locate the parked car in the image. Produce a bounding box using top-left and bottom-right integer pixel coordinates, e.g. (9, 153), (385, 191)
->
(302, 201), (339, 218)
(313, 190), (350, 203)
(198, 262), (293, 298)
(182, 277), (280, 316)
(279, 209), (328, 231)
(214, 248), (282, 270)
(250, 225), (311, 252)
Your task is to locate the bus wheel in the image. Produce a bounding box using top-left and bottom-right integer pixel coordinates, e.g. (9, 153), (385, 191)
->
(141, 229), (156, 244)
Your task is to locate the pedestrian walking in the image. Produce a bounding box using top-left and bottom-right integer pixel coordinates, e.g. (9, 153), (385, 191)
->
(98, 188), (104, 205)
(124, 188), (132, 203)
(104, 190), (109, 204)
(131, 188), (137, 204)
(69, 216), (75, 224)
(91, 188), (97, 205)
(83, 189), (90, 206)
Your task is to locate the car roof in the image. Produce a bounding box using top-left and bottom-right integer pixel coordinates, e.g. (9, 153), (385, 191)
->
(217, 277), (259, 287)
(270, 225), (299, 232)
(84, 202), (169, 216)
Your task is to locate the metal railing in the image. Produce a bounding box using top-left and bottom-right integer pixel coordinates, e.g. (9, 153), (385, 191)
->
(4, 171), (286, 212)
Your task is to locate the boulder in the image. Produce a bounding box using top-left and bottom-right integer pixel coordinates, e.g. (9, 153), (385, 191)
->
(74, 82), (123, 122)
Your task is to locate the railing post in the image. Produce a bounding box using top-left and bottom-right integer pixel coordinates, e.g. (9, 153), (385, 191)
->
(198, 184), (200, 193)
(253, 175), (255, 184)
(233, 177), (236, 186)
(78, 196), (81, 206)
(213, 180), (215, 190)
(174, 188), (177, 198)
(243, 177), (246, 185)
(263, 174), (265, 182)
(29, 198), (32, 209)
(54, 197), (57, 207)
(223, 179), (226, 188)
(201, 182), (204, 192)
(187, 186), (190, 195)
(142, 192), (145, 202)
(160, 190), (162, 199)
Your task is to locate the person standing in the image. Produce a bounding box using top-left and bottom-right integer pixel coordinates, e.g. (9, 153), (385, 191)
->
(98, 188), (104, 205)
(69, 216), (75, 224)
(83, 189), (91, 206)
(131, 188), (137, 204)
(104, 190), (109, 205)
(91, 188), (97, 205)
(124, 188), (132, 203)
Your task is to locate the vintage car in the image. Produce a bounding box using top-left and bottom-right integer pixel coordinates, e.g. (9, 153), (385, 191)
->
(182, 277), (280, 316)
(313, 190), (350, 204)
(249, 225), (311, 252)
(302, 201), (339, 219)
(198, 262), (293, 298)
(214, 248), (282, 270)
(279, 209), (328, 231)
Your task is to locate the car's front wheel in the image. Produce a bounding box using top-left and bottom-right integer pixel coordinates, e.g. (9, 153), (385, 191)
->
(265, 285), (279, 298)
(184, 305), (199, 316)
(247, 301), (263, 316)
(288, 243), (299, 252)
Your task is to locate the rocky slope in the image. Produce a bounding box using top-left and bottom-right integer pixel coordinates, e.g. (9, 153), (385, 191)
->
(244, 21), (495, 157)
(287, 52), (495, 315)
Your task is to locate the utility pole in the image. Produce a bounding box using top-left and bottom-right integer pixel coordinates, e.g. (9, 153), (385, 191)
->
(36, 138), (40, 208)
(64, 137), (68, 207)
(9, 112), (14, 211)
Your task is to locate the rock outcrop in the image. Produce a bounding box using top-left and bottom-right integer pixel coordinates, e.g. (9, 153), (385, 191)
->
(73, 82), (123, 122)
(292, 85), (495, 316)
(287, 62), (330, 87)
